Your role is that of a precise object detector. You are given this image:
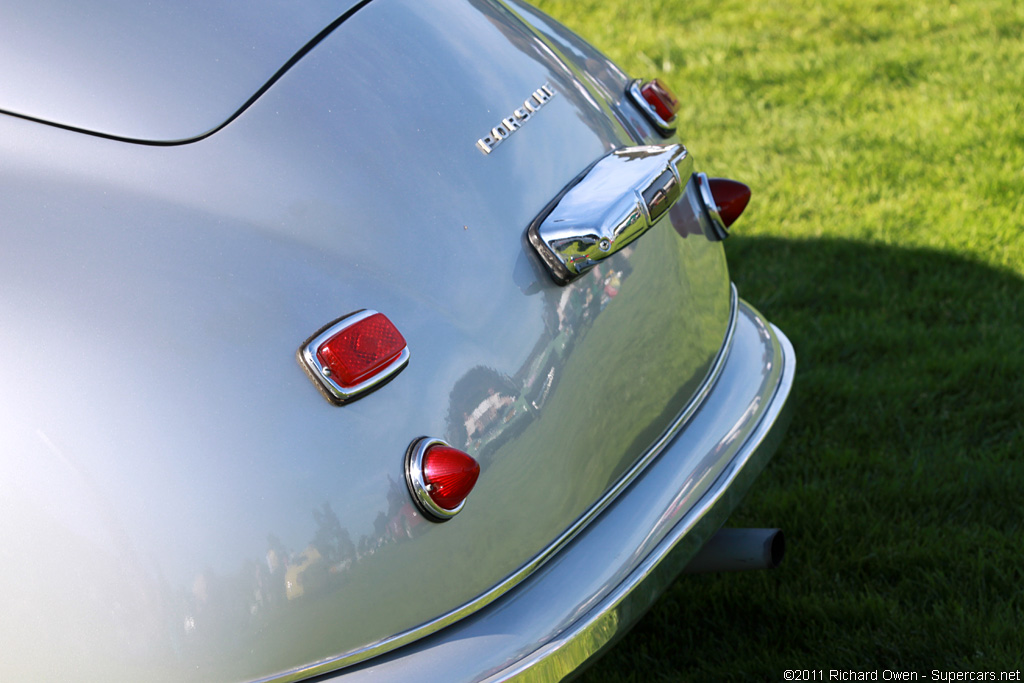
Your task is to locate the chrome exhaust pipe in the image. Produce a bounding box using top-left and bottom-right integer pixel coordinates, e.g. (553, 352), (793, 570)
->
(683, 528), (785, 574)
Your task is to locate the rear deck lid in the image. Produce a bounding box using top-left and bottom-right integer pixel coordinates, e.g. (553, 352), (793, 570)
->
(0, 0), (362, 141)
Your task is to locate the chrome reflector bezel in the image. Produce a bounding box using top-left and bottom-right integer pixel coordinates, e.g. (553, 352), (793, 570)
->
(405, 437), (467, 522)
(626, 79), (677, 136)
(297, 309), (410, 405)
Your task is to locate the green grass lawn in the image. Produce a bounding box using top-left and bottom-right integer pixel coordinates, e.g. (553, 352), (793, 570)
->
(531, 0), (1024, 679)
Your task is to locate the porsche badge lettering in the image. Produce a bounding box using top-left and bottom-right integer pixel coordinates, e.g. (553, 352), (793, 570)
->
(476, 83), (556, 155)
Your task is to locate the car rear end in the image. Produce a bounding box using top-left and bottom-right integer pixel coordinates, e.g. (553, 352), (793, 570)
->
(0, 0), (793, 681)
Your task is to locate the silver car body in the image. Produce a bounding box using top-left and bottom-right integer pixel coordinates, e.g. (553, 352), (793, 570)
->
(0, 0), (794, 681)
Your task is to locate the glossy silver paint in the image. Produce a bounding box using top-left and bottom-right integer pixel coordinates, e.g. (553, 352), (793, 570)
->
(0, 0), (368, 141)
(320, 301), (794, 682)
(528, 144), (689, 284)
(283, 287), (740, 681)
(0, 0), (793, 681)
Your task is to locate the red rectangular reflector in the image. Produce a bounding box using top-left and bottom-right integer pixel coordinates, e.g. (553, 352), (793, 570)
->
(316, 312), (407, 387)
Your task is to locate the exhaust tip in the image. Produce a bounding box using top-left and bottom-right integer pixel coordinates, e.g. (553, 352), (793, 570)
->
(767, 528), (785, 569)
(684, 528), (785, 574)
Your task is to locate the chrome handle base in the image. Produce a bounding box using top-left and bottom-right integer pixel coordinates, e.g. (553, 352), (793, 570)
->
(526, 144), (692, 286)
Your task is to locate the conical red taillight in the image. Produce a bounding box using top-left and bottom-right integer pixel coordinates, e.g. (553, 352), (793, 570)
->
(423, 445), (480, 511)
(695, 173), (752, 240)
(406, 438), (480, 521)
(708, 178), (751, 229)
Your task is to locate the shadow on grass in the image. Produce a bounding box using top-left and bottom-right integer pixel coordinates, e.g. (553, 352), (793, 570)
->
(582, 237), (1024, 681)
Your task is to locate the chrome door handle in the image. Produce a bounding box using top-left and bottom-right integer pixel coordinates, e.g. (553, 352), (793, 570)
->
(527, 144), (692, 285)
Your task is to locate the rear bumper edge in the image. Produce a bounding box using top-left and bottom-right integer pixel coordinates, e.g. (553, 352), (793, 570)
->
(496, 308), (794, 681)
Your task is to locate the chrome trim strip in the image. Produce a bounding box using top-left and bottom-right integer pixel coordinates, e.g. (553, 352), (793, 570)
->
(405, 437), (466, 522)
(488, 314), (795, 682)
(694, 171), (729, 240)
(626, 79), (676, 136)
(259, 286), (740, 683)
(297, 309), (411, 405)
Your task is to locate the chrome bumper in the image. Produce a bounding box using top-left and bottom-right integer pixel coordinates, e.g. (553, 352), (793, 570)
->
(328, 297), (795, 682)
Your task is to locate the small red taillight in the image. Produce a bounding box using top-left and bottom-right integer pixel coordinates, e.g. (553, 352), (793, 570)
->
(406, 438), (480, 521)
(298, 310), (410, 404)
(640, 79), (680, 123)
(628, 78), (680, 135)
(694, 173), (752, 240)
(316, 312), (406, 387)
(708, 178), (751, 229)
(423, 445), (480, 511)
